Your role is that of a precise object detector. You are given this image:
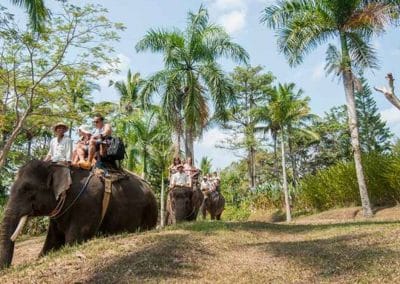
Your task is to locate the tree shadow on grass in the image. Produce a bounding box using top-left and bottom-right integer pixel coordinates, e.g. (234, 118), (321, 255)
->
(248, 233), (400, 279)
(180, 220), (400, 234)
(85, 233), (214, 283)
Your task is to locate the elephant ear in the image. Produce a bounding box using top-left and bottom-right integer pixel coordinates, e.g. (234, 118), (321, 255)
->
(47, 166), (72, 200)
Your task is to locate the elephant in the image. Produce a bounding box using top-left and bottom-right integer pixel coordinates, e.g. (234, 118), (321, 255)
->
(165, 185), (204, 225)
(201, 191), (225, 220)
(0, 160), (158, 269)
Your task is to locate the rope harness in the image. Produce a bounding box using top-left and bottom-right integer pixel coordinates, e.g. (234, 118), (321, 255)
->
(48, 168), (127, 228)
(49, 172), (94, 219)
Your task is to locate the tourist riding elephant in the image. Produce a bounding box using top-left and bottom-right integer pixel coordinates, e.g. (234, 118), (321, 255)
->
(0, 160), (158, 269)
(201, 191), (225, 220)
(165, 185), (204, 224)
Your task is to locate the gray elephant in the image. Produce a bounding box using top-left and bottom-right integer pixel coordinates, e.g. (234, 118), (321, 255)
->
(165, 185), (204, 224)
(201, 191), (225, 220)
(0, 160), (158, 269)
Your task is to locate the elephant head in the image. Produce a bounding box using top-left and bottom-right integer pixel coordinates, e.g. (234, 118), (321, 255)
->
(0, 160), (71, 269)
(168, 187), (194, 223)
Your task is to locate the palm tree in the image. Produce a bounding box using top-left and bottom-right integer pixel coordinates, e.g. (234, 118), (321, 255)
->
(135, 5), (249, 160)
(128, 108), (168, 179)
(109, 69), (145, 113)
(261, 0), (400, 217)
(265, 83), (313, 222)
(10, 0), (49, 32)
(200, 156), (213, 175)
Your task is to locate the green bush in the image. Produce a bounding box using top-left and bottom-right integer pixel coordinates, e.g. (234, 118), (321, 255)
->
(222, 204), (251, 221)
(249, 182), (283, 210)
(296, 154), (400, 211)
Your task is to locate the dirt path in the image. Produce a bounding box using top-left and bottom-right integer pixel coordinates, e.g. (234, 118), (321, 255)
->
(12, 236), (44, 266)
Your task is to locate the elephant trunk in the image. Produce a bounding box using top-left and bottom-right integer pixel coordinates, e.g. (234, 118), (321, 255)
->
(174, 201), (191, 222)
(0, 204), (27, 269)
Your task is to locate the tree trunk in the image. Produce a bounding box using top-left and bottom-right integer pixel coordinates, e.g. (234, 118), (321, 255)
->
(0, 110), (30, 168)
(160, 172), (165, 228)
(184, 126), (194, 160)
(287, 131), (297, 186)
(273, 133), (279, 179)
(340, 33), (373, 217)
(142, 147), (147, 180)
(280, 130), (291, 222)
(248, 146), (256, 189)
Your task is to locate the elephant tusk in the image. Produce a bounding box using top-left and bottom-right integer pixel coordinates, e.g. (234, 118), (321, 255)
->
(10, 215), (28, 242)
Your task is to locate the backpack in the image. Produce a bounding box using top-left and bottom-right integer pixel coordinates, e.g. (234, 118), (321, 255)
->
(106, 137), (126, 161)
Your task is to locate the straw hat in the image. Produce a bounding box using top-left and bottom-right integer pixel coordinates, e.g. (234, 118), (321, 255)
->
(78, 125), (92, 135)
(52, 122), (69, 132)
(176, 164), (184, 169)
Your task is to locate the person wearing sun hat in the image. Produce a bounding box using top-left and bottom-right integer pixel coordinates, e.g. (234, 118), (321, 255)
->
(71, 125), (92, 166)
(44, 122), (73, 164)
(170, 164), (190, 188)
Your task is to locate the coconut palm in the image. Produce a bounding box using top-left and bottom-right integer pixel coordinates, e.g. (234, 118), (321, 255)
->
(263, 83), (313, 222)
(10, 0), (49, 32)
(135, 5), (249, 160)
(109, 69), (145, 113)
(261, 0), (400, 217)
(200, 156), (213, 175)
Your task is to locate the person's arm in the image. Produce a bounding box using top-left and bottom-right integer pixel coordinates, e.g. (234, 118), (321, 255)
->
(44, 139), (53, 161)
(102, 123), (112, 137)
(65, 139), (73, 163)
(170, 175), (176, 187)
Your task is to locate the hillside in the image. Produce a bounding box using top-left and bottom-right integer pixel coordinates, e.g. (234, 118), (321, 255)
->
(1, 209), (400, 283)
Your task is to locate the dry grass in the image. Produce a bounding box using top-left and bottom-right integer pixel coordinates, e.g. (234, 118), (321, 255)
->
(1, 208), (400, 283)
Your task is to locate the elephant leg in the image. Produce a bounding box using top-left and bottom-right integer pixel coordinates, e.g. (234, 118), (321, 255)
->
(65, 224), (95, 245)
(40, 221), (65, 257)
(210, 211), (216, 220)
(216, 213), (222, 220)
(200, 204), (206, 220)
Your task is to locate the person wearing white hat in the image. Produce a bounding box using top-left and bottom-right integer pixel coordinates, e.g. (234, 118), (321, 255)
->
(72, 125), (92, 166)
(44, 122), (73, 164)
(170, 164), (190, 188)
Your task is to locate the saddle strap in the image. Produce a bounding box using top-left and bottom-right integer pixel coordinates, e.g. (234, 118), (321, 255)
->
(100, 179), (113, 224)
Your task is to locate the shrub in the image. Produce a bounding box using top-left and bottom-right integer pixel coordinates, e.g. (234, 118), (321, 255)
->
(296, 154), (400, 211)
(222, 204), (251, 221)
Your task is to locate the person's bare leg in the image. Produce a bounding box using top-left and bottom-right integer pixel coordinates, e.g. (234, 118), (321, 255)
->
(79, 140), (96, 169)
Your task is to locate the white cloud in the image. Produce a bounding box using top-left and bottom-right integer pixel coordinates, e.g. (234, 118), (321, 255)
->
(381, 107), (400, 125)
(218, 10), (246, 34)
(206, 0), (248, 34)
(209, 0), (247, 11)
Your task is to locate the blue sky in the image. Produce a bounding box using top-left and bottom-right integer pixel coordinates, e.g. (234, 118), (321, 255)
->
(12, 0), (400, 169)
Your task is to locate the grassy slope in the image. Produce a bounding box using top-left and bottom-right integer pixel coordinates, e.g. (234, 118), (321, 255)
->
(1, 211), (400, 283)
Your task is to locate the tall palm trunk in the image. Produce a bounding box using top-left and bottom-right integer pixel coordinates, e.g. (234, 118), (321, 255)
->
(280, 129), (291, 222)
(272, 132), (279, 179)
(184, 126), (194, 160)
(160, 171), (165, 228)
(340, 33), (373, 217)
(287, 129), (297, 186)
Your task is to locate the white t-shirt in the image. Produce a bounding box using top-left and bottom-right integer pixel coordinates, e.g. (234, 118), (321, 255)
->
(201, 180), (210, 190)
(171, 172), (189, 186)
(47, 136), (73, 162)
